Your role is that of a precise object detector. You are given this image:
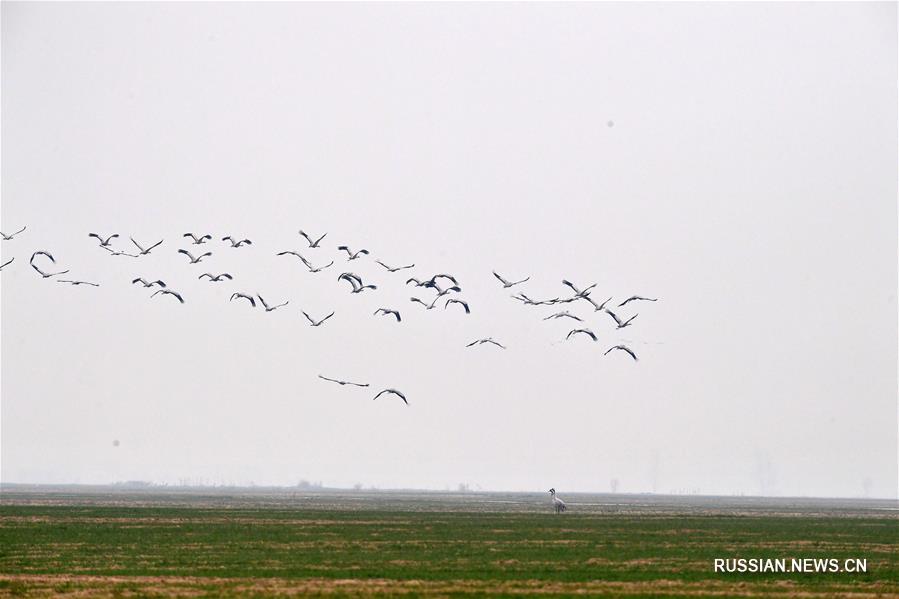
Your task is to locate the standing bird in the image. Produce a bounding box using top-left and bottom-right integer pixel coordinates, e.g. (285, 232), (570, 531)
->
(257, 294), (289, 312)
(319, 375), (369, 387)
(549, 489), (567, 513)
(198, 273), (232, 282)
(373, 388), (409, 405)
(30, 251), (69, 279)
(544, 311), (583, 322)
(493, 271), (530, 288)
(605, 345), (638, 361)
(302, 310), (335, 327)
(604, 309), (638, 329)
(376, 260), (415, 273)
(230, 292), (257, 307)
(1, 226), (26, 241)
(132, 277), (166, 288)
(298, 230), (327, 248)
(130, 237), (164, 255)
(222, 236), (252, 248)
(618, 295), (658, 308)
(184, 233), (213, 245)
(374, 308), (402, 322)
(566, 328), (598, 342)
(0, 257), (13, 271)
(338, 246), (370, 260)
(57, 279), (100, 287)
(151, 289), (185, 303)
(466, 338), (506, 349)
(444, 298), (470, 314)
(177, 249), (212, 264)
(88, 233), (119, 247)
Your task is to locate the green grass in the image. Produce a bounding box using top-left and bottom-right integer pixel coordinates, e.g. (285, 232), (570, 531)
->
(0, 503), (895, 596)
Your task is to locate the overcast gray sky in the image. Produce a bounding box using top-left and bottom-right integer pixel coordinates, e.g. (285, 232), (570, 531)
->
(2, 2), (896, 498)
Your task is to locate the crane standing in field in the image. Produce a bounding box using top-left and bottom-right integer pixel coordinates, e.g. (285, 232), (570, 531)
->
(549, 488), (567, 513)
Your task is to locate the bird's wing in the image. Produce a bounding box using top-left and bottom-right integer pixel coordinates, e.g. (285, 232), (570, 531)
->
(183, 233), (197, 241)
(178, 249), (193, 260)
(199, 273), (211, 279)
(13, 226), (26, 236)
(313, 232), (327, 246)
(130, 237), (145, 252)
(375, 260), (391, 270)
(221, 273), (233, 280)
(257, 295), (270, 309)
(622, 314), (638, 326)
(302, 311), (314, 324)
(153, 280), (166, 287)
(132, 278), (146, 285)
(146, 240), (164, 252)
(605, 309), (622, 325)
(493, 271), (511, 285)
(321, 311), (335, 323)
(298, 231), (313, 245)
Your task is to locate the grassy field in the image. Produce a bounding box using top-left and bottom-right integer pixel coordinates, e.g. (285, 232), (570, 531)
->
(0, 489), (896, 597)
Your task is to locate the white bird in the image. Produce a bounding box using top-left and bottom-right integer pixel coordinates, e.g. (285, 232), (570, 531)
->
(493, 271), (529, 288)
(374, 308), (401, 322)
(151, 289), (184, 303)
(512, 293), (556, 306)
(376, 260), (415, 273)
(30, 251), (69, 279)
(373, 388), (408, 405)
(605, 345), (638, 361)
(277, 251), (333, 273)
(302, 310), (334, 327)
(604, 309), (638, 329)
(466, 337), (506, 349)
(88, 233), (119, 247)
(298, 230), (327, 248)
(199, 273), (233, 282)
(566, 328), (597, 342)
(549, 488), (567, 513)
(562, 279), (597, 298)
(57, 279), (100, 287)
(1, 226), (26, 241)
(338, 245), (370, 260)
(410, 296), (439, 310)
(222, 236), (252, 248)
(618, 295), (658, 308)
(230, 292), (256, 307)
(0, 257), (13, 271)
(177, 249), (212, 264)
(319, 375), (368, 387)
(444, 298), (470, 314)
(184, 232), (213, 244)
(130, 237), (164, 255)
(132, 277), (166, 288)
(102, 246), (138, 258)
(257, 294), (289, 312)
(581, 295), (613, 312)
(544, 311), (583, 322)
(339, 272), (376, 293)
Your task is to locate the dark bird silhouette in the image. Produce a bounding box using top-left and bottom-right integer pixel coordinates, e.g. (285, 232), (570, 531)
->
(57, 279), (100, 287)
(429, 274), (459, 287)
(566, 328), (598, 342)
(373, 388), (408, 405)
(376, 260), (415, 273)
(0, 257), (13, 270)
(277, 251), (333, 273)
(257, 294), (289, 312)
(151, 289), (185, 303)
(410, 296), (439, 310)
(433, 285), (462, 299)
(544, 311), (583, 322)
(130, 237), (164, 255)
(199, 273), (232, 282)
(102, 246), (138, 258)
(302, 310), (335, 327)
(88, 233), (119, 247)
(132, 277), (166, 288)
(493, 271), (530, 288)
(222, 236), (252, 248)
(466, 337), (506, 349)
(230, 292), (256, 307)
(299, 230), (327, 248)
(374, 308), (402, 322)
(581, 295), (613, 312)
(184, 233), (213, 244)
(338, 246), (370, 260)
(319, 375), (369, 387)
(444, 298), (470, 314)
(339, 272), (376, 293)
(562, 279), (597, 298)
(1, 226), (26, 241)
(618, 295), (658, 308)
(512, 293), (556, 306)
(605, 309), (638, 329)
(605, 345), (638, 361)
(177, 249), (212, 264)
(30, 251), (69, 279)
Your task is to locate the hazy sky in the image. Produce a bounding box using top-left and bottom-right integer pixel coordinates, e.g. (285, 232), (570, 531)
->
(2, 2), (896, 498)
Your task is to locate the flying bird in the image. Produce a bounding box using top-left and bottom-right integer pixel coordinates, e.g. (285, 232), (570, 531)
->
(429, 274), (459, 287)
(230, 292), (256, 307)
(433, 285), (462, 299)
(544, 311), (583, 322)
(298, 230), (327, 248)
(102, 246), (138, 258)
(151, 289), (185, 303)
(605, 345), (638, 361)
(130, 237), (164, 255)
(376, 260), (415, 273)
(374, 308), (402, 322)
(562, 280), (597, 298)
(257, 294), (289, 312)
(493, 271), (530, 288)
(0, 226), (26, 241)
(57, 279), (100, 287)
(512, 293), (556, 306)
(444, 298), (470, 314)
(302, 310), (335, 327)
(29, 251), (69, 279)
(319, 375), (369, 387)
(581, 295), (613, 312)
(222, 236), (252, 248)
(410, 296), (440, 310)
(604, 309), (638, 329)
(184, 233), (213, 244)
(373, 388), (408, 405)
(177, 249), (212, 264)
(0, 257), (13, 271)
(337, 246), (370, 260)
(88, 233), (119, 247)
(277, 251), (333, 273)
(339, 272), (376, 293)
(466, 338), (506, 349)
(618, 295), (658, 308)
(132, 277), (166, 288)
(566, 328), (598, 342)
(198, 273), (232, 282)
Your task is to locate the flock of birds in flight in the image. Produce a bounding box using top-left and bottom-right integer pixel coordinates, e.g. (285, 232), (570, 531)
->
(1, 225), (658, 405)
